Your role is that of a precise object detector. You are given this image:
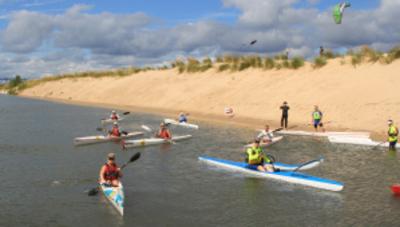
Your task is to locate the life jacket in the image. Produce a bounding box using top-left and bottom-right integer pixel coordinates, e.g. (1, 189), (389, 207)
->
(246, 146), (270, 165)
(110, 127), (121, 137)
(388, 126), (398, 142)
(313, 111), (322, 120)
(103, 163), (119, 181)
(111, 114), (119, 120)
(158, 129), (171, 139)
(179, 115), (187, 123)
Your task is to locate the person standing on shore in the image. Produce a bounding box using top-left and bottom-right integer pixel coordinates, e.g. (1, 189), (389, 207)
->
(387, 120), (398, 151)
(312, 105), (325, 132)
(280, 102), (290, 129)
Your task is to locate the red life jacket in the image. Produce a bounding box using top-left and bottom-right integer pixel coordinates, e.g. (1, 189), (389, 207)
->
(110, 127), (121, 137)
(111, 114), (118, 120)
(103, 163), (119, 181)
(158, 129), (171, 139)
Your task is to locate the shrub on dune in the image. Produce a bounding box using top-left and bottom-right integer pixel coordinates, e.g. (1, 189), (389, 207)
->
(313, 56), (327, 68)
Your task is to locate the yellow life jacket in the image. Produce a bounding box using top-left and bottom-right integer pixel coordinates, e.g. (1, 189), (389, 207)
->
(313, 111), (322, 120)
(246, 146), (270, 165)
(388, 126), (398, 142)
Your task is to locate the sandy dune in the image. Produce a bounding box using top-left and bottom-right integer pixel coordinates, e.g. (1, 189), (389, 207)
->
(20, 59), (400, 138)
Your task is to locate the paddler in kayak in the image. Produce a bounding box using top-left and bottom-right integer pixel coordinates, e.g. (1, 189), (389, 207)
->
(178, 112), (189, 123)
(109, 122), (122, 137)
(312, 105), (325, 132)
(110, 110), (120, 120)
(257, 125), (273, 143)
(245, 139), (275, 172)
(99, 153), (122, 187)
(388, 120), (398, 151)
(156, 122), (172, 139)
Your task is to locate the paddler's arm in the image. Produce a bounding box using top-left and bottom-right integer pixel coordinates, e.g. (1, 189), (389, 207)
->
(118, 168), (123, 178)
(99, 165), (106, 183)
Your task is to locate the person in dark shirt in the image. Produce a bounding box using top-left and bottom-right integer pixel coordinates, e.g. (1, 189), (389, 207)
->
(280, 101), (290, 129)
(320, 46), (324, 56)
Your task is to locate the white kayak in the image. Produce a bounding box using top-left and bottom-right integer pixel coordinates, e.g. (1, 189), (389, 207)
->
(100, 182), (124, 216)
(123, 135), (192, 148)
(276, 130), (370, 138)
(101, 118), (124, 125)
(199, 156), (343, 192)
(164, 119), (199, 130)
(328, 135), (391, 148)
(244, 136), (283, 148)
(74, 132), (143, 146)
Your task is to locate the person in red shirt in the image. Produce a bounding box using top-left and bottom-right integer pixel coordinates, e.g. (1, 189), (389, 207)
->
(156, 122), (172, 139)
(109, 122), (121, 137)
(110, 110), (120, 120)
(99, 153), (122, 187)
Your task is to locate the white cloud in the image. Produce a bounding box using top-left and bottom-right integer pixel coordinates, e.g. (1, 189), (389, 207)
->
(0, 1), (399, 78)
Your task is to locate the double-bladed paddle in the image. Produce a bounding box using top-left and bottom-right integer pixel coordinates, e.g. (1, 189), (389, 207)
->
(87, 152), (141, 196)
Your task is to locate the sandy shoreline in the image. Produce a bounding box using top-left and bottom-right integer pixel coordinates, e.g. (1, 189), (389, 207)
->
(19, 59), (400, 140)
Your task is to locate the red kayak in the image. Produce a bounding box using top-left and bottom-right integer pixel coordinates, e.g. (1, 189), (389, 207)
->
(391, 184), (400, 195)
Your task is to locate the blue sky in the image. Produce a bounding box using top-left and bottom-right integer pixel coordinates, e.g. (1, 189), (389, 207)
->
(0, 0), (398, 78)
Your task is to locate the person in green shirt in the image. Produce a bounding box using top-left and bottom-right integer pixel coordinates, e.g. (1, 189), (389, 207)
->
(312, 105), (325, 132)
(245, 139), (275, 172)
(388, 120), (398, 151)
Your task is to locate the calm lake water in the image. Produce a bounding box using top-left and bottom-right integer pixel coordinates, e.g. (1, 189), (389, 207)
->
(1, 95), (400, 227)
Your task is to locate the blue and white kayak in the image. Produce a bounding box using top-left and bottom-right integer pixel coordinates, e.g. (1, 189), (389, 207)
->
(100, 182), (124, 216)
(164, 118), (199, 130)
(198, 156), (343, 192)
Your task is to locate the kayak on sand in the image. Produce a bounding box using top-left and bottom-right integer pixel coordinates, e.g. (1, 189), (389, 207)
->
(244, 136), (283, 148)
(74, 132), (143, 146)
(123, 135), (192, 148)
(100, 182), (124, 216)
(164, 119), (199, 130)
(199, 156), (343, 192)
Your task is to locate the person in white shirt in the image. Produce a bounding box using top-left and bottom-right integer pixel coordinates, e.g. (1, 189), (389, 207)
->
(257, 125), (274, 143)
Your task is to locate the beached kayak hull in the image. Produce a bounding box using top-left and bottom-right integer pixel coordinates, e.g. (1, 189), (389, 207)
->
(100, 182), (124, 216)
(74, 132), (143, 146)
(328, 136), (392, 148)
(123, 135), (192, 148)
(199, 156), (343, 192)
(164, 119), (199, 129)
(277, 130), (370, 138)
(245, 136), (283, 148)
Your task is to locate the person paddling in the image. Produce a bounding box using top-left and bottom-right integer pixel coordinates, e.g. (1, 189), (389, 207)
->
(178, 112), (189, 123)
(156, 123), (172, 139)
(257, 125), (273, 143)
(99, 153), (122, 187)
(109, 122), (121, 137)
(280, 101), (290, 129)
(245, 139), (275, 172)
(312, 105), (325, 132)
(110, 110), (120, 120)
(388, 120), (398, 151)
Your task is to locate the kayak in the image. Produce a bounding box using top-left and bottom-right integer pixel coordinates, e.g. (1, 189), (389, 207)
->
(391, 184), (400, 196)
(328, 135), (392, 148)
(276, 130), (370, 138)
(101, 118), (124, 125)
(74, 132), (143, 146)
(164, 119), (199, 130)
(123, 135), (192, 148)
(199, 156), (343, 192)
(244, 136), (283, 148)
(100, 182), (124, 216)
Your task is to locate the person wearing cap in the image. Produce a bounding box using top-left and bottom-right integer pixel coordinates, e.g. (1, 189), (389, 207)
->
(156, 122), (172, 139)
(280, 101), (290, 129)
(312, 105), (325, 132)
(99, 153), (122, 187)
(110, 110), (120, 120)
(245, 139), (274, 172)
(388, 120), (398, 151)
(257, 125), (274, 143)
(109, 122), (121, 137)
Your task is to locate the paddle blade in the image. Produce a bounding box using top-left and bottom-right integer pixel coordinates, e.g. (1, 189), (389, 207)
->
(96, 127), (104, 132)
(129, 152), (141, 163)
(273, 128), (284, 133)
(123, 112), (130, 115)
(88, 187), (99, 196)
(121, 131), (128, 135)
(141, 125), (152, 132)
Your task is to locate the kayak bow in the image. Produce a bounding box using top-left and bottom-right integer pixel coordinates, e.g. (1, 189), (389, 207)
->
(74, 132), (143, 146)
(100, 182), (124, 216)
(123, 135), (192, 148)
(164, 119), (199, 130)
